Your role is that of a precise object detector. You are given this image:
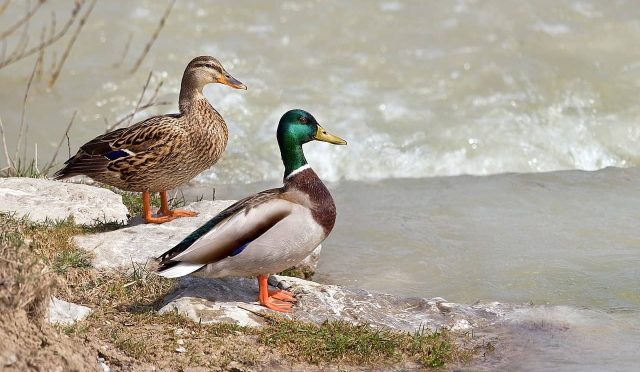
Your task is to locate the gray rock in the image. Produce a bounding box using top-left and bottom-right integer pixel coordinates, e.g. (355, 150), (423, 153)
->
(48, 297), (92, 325)
(0, 352), (17, 367)
(159, 275), (513, 332)
(0, 178), (128, 225)
(74, 200), (322, 273)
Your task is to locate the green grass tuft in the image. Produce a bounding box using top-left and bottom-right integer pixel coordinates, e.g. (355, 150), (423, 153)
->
(106, 187), (188, 217)
(1, 158), (48, 178)
(258, 316), (467, 368)
(52, 248), (92, 273)
(277, 266), (315, 279)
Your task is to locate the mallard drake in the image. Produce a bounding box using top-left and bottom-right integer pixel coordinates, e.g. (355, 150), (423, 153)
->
(155, 109), (347, 312)
(53, 56), (246, 224)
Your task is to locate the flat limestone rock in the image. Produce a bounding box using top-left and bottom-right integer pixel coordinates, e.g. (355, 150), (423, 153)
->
(159, 275), (513, 332)
(74, 200), (322, 271)
(48, 297), (92, 325)
(0, 178), (128, 225)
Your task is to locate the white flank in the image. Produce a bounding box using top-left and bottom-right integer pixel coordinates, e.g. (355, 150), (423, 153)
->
(157, 262), (205, 278)
(286, 164), (311, 179)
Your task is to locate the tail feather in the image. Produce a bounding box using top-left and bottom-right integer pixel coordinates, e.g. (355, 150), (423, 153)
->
(53, 154), (108, 180)
(156, 261), (205, 278)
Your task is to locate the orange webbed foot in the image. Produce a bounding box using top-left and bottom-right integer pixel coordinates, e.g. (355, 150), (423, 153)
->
(262, 297), (293, 313)
(144, 215), (177, 224)
(257, 274), (295, 313)
(268, 289), (297, 303)
(160, 209), (198, 218)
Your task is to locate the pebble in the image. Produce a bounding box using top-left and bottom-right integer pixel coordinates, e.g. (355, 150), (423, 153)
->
(175, 346), (187, 353)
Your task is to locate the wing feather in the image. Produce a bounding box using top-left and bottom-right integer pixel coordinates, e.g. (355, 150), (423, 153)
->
(156, 189), (295, 272)
(55, 114), (183, 179)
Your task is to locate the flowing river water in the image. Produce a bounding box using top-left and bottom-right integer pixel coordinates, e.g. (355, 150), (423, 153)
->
(1, 1), (640, 370)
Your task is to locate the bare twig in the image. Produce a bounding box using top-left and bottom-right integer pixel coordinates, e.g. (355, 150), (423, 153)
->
(35, 27), (46, 80)
(0, 0), (83, 70)
(104, 100), (170, 133)
(66, 131), (71, 158)
(127, 70), (153, 127)
(8, 4), (32, 62)
(43, 110), (77, 173)
(14, 56), (39, 165)
(49, 0), (96, 87)
(0, 0), (12, 16)
(130, 0), (176, 74)
(0, 0), (45, 41)
(0, 117), (14, 169)
(113, 32), (133, 68)
(0, 40), (6, 67)
(49, 9), (56, 39)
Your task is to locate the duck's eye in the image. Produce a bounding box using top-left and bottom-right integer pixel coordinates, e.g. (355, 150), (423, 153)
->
(299, 116), (309, 124)
(205, 63), (214, 69)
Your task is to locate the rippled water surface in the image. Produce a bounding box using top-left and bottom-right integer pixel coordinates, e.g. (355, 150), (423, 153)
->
(2, 1), (640, 370)
(3, 1), (640, 181)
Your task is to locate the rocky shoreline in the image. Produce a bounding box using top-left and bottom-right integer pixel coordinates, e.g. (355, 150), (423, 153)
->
(1, 177), (553, 369)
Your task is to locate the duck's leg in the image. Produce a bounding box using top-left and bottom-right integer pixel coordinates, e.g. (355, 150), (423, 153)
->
(159, 191), (198, 218)
(257, 274), (293, 312)
(143, 191), (176, 224)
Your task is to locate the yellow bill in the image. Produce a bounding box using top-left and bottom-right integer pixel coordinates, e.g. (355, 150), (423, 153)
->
(314, 125), (347, 145)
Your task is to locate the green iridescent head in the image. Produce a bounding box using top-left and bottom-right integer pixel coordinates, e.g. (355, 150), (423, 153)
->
(277, 109), (347, 178)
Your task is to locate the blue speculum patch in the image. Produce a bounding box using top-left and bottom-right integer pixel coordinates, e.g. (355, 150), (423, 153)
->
(104, 150), (131, 160)
(229, 242), (249, 257)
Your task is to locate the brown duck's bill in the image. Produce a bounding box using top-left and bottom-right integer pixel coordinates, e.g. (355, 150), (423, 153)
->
(314, 125), (347, 145)
(221, 75), (247, 90)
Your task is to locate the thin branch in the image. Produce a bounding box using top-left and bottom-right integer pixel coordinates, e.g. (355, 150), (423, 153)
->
(43, 110), (77, 173)
(14, 56), (39, 165)
(148, 78), (164, 103)
(0, 0), (12, 17)
(0, 0), (83, 70)
(0, 40), (6, 64)
(49, 9), (56, 39)
(127, 70), (152, 127)
(8, 4), (32, 62)
(104, 101), (170, 133)
(0, 0), (45, 41)
(113, 32), (132, 68)
(35, 26), (46, 80)
(130, 0), (176, 74)
(0, 117), (14, 169)
(66, 131), (71, 158)
(49, 0), (96, 87)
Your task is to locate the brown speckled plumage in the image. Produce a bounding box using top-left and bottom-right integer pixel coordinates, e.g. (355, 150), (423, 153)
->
(54, 56), (244, 192)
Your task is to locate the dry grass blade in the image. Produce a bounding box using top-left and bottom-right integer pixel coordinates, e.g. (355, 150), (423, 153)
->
(14, 56), (39, 165)
(0, 0), (45, 41)
(49, 0), (96, 87)
(129, 0), (176, 74)
(42, 110), (77, 173)
(0, 116), (14, 169)
(0, 0), (83, 70)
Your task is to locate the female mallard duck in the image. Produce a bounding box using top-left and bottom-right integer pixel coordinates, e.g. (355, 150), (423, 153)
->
(53, 56), (246, 224)
(155, 109), (346, 312)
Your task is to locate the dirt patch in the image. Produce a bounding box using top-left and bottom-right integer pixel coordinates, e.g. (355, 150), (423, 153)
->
(0, 216), (96, 371)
